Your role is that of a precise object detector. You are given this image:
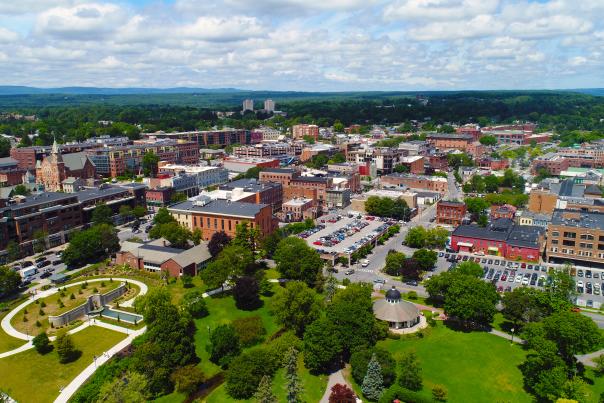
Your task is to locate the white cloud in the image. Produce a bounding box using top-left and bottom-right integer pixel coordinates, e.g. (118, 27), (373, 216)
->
(569, 56), (587, 66)
(409, 15), (503, 40)
(507, 15), (593, 39)
(384, 0), (499, 21)
(181, 16), (265, 42)
(35, 3), (127, 40)
(0, 28), (18, 43)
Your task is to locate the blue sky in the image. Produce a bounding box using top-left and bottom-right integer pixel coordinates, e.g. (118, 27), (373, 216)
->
(0, 0), (602, 90)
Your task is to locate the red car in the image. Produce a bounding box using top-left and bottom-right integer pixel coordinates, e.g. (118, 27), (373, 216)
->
(313, 241), (322, 245)
(521, 263), (526, 268)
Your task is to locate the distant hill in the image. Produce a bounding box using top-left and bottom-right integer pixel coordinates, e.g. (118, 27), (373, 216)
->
(563, 88), (604, 96)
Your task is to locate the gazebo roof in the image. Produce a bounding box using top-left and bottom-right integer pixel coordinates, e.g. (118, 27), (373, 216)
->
(373, 298), (420, 323)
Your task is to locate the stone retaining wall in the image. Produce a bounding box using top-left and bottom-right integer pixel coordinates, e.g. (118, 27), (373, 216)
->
(49, 283), (127, 327)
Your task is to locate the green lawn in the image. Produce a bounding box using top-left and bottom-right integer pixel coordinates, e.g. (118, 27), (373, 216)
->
(193, 287), (280, 378)
(0, 326), (126, 403)
(166, 275), (208, 306)
(0, 310), (25, 354)
(378, 324), (532, 403)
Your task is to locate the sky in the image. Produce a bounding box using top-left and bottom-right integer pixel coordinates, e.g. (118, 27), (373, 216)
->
(0, 0), (602, 91)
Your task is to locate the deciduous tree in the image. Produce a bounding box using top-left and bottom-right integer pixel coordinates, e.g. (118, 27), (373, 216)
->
(233, 276), (262, 310)
(274, 237), (323, 287)
(271, 281), (321, 336)
(398, 352), (422, 391)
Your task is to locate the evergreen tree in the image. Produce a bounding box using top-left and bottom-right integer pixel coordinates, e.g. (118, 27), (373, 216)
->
(362, 353), (384, 401)
(284, 347), (303, 403)
(254, 375), (277, 403)
(324, 274), (338, 302)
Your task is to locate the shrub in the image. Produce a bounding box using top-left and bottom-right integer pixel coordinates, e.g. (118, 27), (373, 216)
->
(40, 301), (46, 308)
(181, 290), (208, 319)
(23, 307), (28, 314)
(93, 287), (99, 293)
(78, 289), (83, 295)
(407, 291), (418, 300)
(170, 365), (205, 395)
(56, 333), (80, 364)
(101, 281), (106, 287)
(181, 275), (194, 289)
(329, 383), (355, 403)
(379, 385), (434, 403)
(432, 385), (448, 401)
(232, 316), (266, 347)
(38, 308), (45, 316)
(22, 316), (28, 322)
(35, 320), (42, 327)
(32, 332), (52, 354)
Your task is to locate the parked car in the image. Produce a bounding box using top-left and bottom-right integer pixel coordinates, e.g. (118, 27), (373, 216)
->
(373, 278), (386, 284)
(345, 269), (355, 275)
(578, 270), (584, 277)
(405, 280), (419, 286)
(586, 270), (593, 278)
(361, 259), (370, 267)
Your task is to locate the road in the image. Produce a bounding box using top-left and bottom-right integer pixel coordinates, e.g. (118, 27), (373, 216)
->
(447, 171), (462, 200)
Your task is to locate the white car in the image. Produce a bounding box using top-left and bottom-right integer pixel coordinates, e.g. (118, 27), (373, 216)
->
(522, 277), (529, 285)
(515, 275), (523, 283)
(577, 281), (584, 288)
(361, 259), (370, 267)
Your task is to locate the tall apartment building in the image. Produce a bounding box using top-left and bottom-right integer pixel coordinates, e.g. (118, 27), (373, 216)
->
(143, 129), (260, 147)
(436, 200), (467, 226)
(168, 197), (276, 241)
(243, 99), (254, 112)
(233, 143), (304, 158)
(292, 124), (319, 141)
(264, 99), (275, 113)
(546, 209), (604, 266)
(87, 140), (199, 177)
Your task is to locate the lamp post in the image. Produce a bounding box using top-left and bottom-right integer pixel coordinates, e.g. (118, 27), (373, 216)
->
(511, 327), (515, 344)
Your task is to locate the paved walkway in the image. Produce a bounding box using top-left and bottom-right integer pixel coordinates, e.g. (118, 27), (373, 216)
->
(53, 326), (147, 403)
(489, 328), (525, 344)
(1, 277), (147, 341)
(577, 349), (604, 367)
(319, 369), (349, 403)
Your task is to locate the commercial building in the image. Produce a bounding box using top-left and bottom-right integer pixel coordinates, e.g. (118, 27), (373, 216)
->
(143, 129), (260, 147)
(253, 127), (282, 142)
(259, 168), (298, 187)
(546, 209), (604, 266)
(398, 141), (428, 156)
(531, 153), (570, 175)
(347, 147), (404, 175)
(397, 156), (425, 174)
(222, 157), (280, 173)
(326, 188), (352, 208)
(350, 189), (417, 213)
(279, 198), (317, 222)
(213, 179), (283, 212)
(115, 238), (211, 277)
(436, 200), (466, 226)
(284, 176), (333, 206)
(516, 211), (551, 228)
(157, 164), (228, 189)
(292, 124), (319, 141)
(145, 187), (174, 211)
(86, 140), (199, 177)
(168, 197), (277, 240)
(426, 133), (473, 151)
(381, 173), (448, 194)
(233, 142), (304, 159)
(451, 218), (543, 261)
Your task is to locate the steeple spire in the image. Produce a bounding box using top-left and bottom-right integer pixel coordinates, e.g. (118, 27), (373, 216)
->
(52, 135), (60, 154)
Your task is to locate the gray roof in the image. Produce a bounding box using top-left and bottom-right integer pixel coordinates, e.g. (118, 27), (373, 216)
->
(373, 298), (420, 323)
(427, 133), (473, 140)
(260, 167), (295, 174)
(551, 209), (604, 230)
(452, 218), (514, 241)
(507, 225), (544, 248)
(220, 178), (280, 192)
(169, 199), (267, 218)
(76, 186), (129, 203)
(0, 192), (76, 210)
(550, 179), (584, 197)
(170, 242), (211, 267)
(0, 157), (18, 169)
(120, 239), (211, 267)
(62, 152), (95, 171)
(293, 176), (329, 183)
(585, 184), (602, 195)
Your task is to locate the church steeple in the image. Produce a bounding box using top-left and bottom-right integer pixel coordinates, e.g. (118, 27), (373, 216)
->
(52, 136), (60, 155)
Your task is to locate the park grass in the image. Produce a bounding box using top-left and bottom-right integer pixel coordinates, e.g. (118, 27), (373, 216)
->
(0, 310), (25, 354)
(193, 285), (280, 378)
(167, 275), (208, 305)
(378, 324), (532, 403)
(204, 357), (327, 403)
(11, 281), (122, 335)
(0, 326), (126, 403)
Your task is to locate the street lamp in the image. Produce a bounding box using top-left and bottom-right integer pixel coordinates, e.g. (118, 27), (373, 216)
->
(511, 327), (515, 344)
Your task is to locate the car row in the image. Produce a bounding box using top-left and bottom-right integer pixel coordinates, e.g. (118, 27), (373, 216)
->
(577, 281), (604, 295)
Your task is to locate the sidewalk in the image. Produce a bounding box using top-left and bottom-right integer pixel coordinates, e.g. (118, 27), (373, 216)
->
(319, 369), (349, 403)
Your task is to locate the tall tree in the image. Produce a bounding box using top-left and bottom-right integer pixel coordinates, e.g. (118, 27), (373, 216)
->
(207, 324), (241, 368)
(273, 237), (323, 287)
(303, 316), (342, 373)
(254, 375), (277, 403)
(398, 352), (422, 391)
(285, 347), (303, 403)
(200, 244), (254, 289)
(271, 281), (321, 336)
(92, 203), (113, 226)
(233, 276), (262, 311)
(0, 266), (21, 297)
(142, 152), (159, 177)
(208, 231), (232, 257)
(362, 354), (384, 401)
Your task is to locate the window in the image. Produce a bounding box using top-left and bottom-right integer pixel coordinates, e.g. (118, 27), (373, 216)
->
(562, 240), (575, 247)
(563, 232), (576, 238)
(551, 240), (559, 245)
(551, 231), (559, 237)
(581, 234), (595, 240)
(579, 243), (593, 249)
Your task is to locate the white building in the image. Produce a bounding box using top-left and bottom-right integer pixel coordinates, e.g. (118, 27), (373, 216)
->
(264, 99), (275, 113)
(243, 99), (254, 112)
(158, 164), (229, 189)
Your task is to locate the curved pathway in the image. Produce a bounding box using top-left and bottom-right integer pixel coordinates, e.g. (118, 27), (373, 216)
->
(1, 277), (148, 341)
(319, 369), (352, 403)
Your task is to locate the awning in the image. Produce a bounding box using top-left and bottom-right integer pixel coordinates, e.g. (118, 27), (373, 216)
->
(488, 246), (499, 251)
(457, 242), (473, 247)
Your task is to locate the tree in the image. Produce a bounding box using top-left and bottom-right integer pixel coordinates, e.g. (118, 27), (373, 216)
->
(12, 184), (30, 196)
(200, 244), (254, 289)
(444, 274), (499, 328)
(62, 224), (119, 268)
(181, 290), (208, 318)
(501, 287), (563, 326)
(271, 281), (321, 336)
(274, 237), (323, 287)
(0, 137), (10, 157)
(464, 197), (490, 220)
(383, 251), (406, 276)
(425, 226), (450, 249)
(149, 222), (191, 249)
(33, 230), (47, 253)
(225, 347), (278, 399)
(154, 207), (176, 225)
(56, 333), (79, 363)
(92, 203), (113, 226)
(303, 317), (342, 373)
(285, 347), (303, 403)
(170, 365), (205, 396)
(98, 371), (148, 403)
(142, 152), (159, 177)
(233, 276), (262, 310)
(6, 241), (20, 263)
(412, 249), (437, 271)
(400, 258), (422, 281)
(479, 135), (497, 146)
(362, 354), (384, 401)
(119, 205), (132, 219)
(329, 383), (355, 403)
(594, 354), (604, 375)
(254, 375), (277, 403)
(404, 226), (427, 248)
(170, 192), (187, 203)
(350, 347), (396, 387)
(545, 265), (577, 303)
(208, 324), (241, 368)
(398, 352), (422, 391)
(333, 121), (345, 132)
(233, 222), (261, 254)
(0, 265), (21, 297)
(244, 166), (263, 179)
(32, 332), (52, 354)
(208, 231), (232, 257)
(327, 284), (382, 356)
(453, 261), (483, 278)
(132, 205), (147, 218)
(191, 228), (202, 245)
(484, 175), (500, 193)
(477, 214), (489, 227)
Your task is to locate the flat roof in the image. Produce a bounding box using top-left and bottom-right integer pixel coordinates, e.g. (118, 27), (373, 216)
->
(551, 209), (604, 229)
(169, 199), (266, 218)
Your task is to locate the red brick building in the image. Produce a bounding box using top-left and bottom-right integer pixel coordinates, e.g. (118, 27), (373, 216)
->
(145, 187), (174, 211)
(397, 156), (425, 174)
(490, 204), (517, 220)
(436, 201), (467, 226)
(292, 124), (319, 141)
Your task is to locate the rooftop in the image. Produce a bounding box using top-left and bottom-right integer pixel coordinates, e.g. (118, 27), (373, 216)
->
(427, 133), (473, 140)
(551, 209), (604, 230)
(169, 198), (267, 218)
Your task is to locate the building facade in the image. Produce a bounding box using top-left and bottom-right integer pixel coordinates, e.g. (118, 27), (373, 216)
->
(436, 200), (467, 226)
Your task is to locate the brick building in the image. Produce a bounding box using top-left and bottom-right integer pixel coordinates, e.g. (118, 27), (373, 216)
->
(451, 218), (543, 262)
(397, 156), (425, 174)
(546, 209), (604, 267)
(279, 198), (317, 222)
(259, 168), (299, 187)
(145, 187), (174, 211)
(381, 173), (448, 193)
(36, 142), (96, 192)
(143, 129), (260, 147)
(222, 157), (280, 173)
(490, 204), (517, 220)
(531, 153), (570, 175)
(426, 133), (474, 151)
(292, 124), (319, 141)
(233, 143), (304, 158)
(284, 176), (333, 206)
(436, 200), (466, 226)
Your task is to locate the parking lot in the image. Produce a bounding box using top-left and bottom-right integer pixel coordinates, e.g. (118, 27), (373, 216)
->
(449, 252), (604, 308)
(301, 214), (394, 257)
(11, 249), (68, 287)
